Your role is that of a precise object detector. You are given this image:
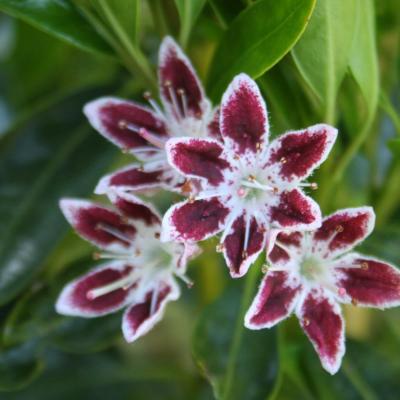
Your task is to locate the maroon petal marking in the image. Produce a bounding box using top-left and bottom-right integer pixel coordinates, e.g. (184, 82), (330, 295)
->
(298, 291), (345, 375)
(59, 199), (136, 250)
(159, 36), (207, 118)
(56, 262), (136, 317)
(162, 198), (230, 242)
(166, 137), (231, 186)
(220, 74), (268, 155)
(269, 189), (321, 230)
(122, 279), (179, 342)
(313, 207), (375, 257)
(265, 124), (337, 183)
(269, 231), (304, 264)
(109, 191), (161, 226)
(84, 97), (168, 151)
(245, 272), (302, 328)
(222, 215), (266, 278)
(208, 107), (222, 140)
(95, 164), (168, 195)
(335, 254), (400, 308)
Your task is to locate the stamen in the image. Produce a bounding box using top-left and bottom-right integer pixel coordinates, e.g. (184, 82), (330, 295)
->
(351, 298), (358, 306)
(87, 272), (136, 300)
(154, 232), (161, 239)
(303, 317), (310, 326)
(220, 212), (239, 243)
(119, 120), (166, 148)
(150, 288), (159, 315)
(165, 80), (182, 119)
(241, 180), (274, 192)
(261, 263), (269, 273)
(300, 182), (318, 190)
(177, 88), (188, 118)
(177, 273), (194, 288)
(275, 240), (297, 259)
(280, 157), (287, 164)
(361, 261), (369, 270)
(93, 252), (130, 260)
(143, 91), (165, 119)
(267, 266), (289, 272)
(216, 243), (224, 253)
(96, 223), (133, 245)
(243, 214), (251, 254)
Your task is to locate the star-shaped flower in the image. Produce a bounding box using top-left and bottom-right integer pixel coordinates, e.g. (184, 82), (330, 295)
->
(245, 207), (400, 374)
(56, 192), (199, 343)
(162, 74), (337, 278)
(84, 36), (219, 197)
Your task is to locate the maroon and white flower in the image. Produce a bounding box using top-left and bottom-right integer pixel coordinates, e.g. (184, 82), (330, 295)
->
(245, 207), (400, 374)
(56, 193), (199, 343)
(162, 74), (337, 278)
(84, 36), (218, 197)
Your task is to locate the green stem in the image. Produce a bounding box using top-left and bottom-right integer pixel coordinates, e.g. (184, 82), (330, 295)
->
(222, 260), (261, 400)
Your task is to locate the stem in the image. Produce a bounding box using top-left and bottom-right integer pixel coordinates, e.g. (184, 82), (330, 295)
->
(222, 259), (261, 400)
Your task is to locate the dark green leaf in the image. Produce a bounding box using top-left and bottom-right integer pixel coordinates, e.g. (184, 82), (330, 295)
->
(0, 341), (44, 392)
(175, 0), (206, 47)
(207, 0), (316, 101)
(0, 0), (112, 55)
(192, 265), (278, 400)
(208, 0), (246, 28)
(0, 90), (117, 305)
(292, 0), (357, 121)
(388, 138), (400, 158)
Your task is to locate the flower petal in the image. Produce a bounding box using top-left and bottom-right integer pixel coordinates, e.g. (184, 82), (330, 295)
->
(122, 278), (180, 343)
(297, 291), (345, 375)
(245, 271), (302, 328)
(162, 198), (230, 242)
(56, 262), (136, 317)
(313, 207), (375, 258)
(95, 164), (170, 195)
(207, 107), (222, 140)
(335, 253), (400, 308)
(83, 97), (168, 152)
(222, 215), (267, 278)
(166, 137), (231, 186)
(220, 74), (269, 156)
(269, 189), (321, 230)
(108, 191), (161, 227)
(265, 124), (337, 184)
(177, 242), (202, 271)
(269, 231), (304, 264)
(158, 36), (209, 119)
(59, 198), (136, 252)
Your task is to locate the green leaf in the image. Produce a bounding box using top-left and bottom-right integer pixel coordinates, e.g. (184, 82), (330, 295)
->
(348, 0), (379, 126)
(292, 0), (357, 122)
(192, 265), (279, 400)
(175, 0), (206, 47)
(208, 0), (246, 29)
(0, 0), (112, 56)
(0, 90), (117, 305)
(207, 0), (316, 101)
(388, 138), (400, 158)
(0, 341), (44, 392)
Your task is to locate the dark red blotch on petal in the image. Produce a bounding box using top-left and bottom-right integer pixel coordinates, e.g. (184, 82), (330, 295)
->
(208, 108), (222, 140)
(221, 79), (266, 154)
(98, 101), (168, 149)
(223, 216), (265, 275)
(339, 258), (400, 307)
(249, 272), (300, 326)
(171, 198), (229, 241)
(112, 195), (161, 226)
(72, 266), (134, 313)
(160, 46), (202, 116)
(109, 168), (164, 189)
(314, 211), (371, 253)
(170, 140), (231, 186)
(268, 129), (328, 179)
(271, 190), (316, 227)
(124, 283), (171, 333)
(300, 293), (343, 371)
(74, 206), (136, 247)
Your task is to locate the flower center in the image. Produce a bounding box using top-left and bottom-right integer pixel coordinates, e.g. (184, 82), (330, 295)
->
(237, 174), (276, 200)
(300, 256), (324, 282)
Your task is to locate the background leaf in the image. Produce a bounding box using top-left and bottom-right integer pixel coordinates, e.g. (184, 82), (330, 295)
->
(0, 0), (112, 55)
(207, 0), (316, 101)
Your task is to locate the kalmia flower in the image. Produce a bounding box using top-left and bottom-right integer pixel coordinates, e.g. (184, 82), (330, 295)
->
(56, 192), (199, 342)
(162, 74), (337, 277)
(245, 207), (400, 374)
(84, 36), (218, 197)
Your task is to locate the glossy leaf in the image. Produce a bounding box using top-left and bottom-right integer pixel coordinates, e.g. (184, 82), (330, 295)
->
(0, 90), (117, 305)
(348, 0), (378, 126)
(207, 0), (316, 101)
(174, 0), (206, 47)
(192, 266), (278, 400)
(292, 0), (357, 120)
(0, 0), (112, 56)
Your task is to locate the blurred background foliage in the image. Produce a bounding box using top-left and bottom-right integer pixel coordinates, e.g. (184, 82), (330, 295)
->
(0, 0), (399, 399)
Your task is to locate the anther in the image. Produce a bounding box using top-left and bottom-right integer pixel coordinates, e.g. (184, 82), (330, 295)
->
(261, 263), (269, 273)
(351, 298), (358, 306)
(273, 187), (279, 194)
(256, 142), (262, 150)
(233, 154), (240, 161)
(135, 249), (141, 256)
(361, 262), (369, 270)
(338, 287), (346, 296)
(118, 120), (128, 129)
(188, 195), (195, 204)
(335, 225), (344, 233)
(280, 157), (287, 164)
(154, 232), (161, 239)
(248, 174), (256, 182)
(143, 91), (152, 100)
(164, 80), (172, 87)
(310, 182), (318, 190)
(242, 250), (248, 258)
(121, 148), (129, 154)
(303, 318), (310, 326)
(237, 187), (247, 197)
(93, 252), (101, 260)
(178, 274), (194, 288)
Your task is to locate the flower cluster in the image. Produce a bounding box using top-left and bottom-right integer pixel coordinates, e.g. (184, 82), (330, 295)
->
(57, 36), (400, 374)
